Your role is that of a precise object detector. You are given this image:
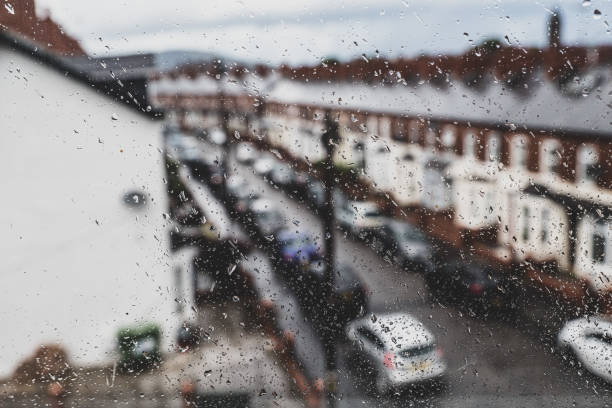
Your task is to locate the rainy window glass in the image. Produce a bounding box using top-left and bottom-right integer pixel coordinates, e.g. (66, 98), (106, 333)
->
(4, 1), (612, 408)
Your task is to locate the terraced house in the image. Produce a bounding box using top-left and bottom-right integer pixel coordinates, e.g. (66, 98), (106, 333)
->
(149, 13), (612, 308)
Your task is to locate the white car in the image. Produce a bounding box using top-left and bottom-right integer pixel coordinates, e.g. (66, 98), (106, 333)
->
(557, 316), (612, 383)
(235, 142), (258, 164)
(336, 200), (384, 238)
(253, 155), (276, 177)
(208, 127), (227, 145)
(346, 312), (446, 393)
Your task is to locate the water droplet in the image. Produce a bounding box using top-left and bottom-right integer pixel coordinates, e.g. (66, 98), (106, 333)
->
(227, 264), (237, 275)
(264, 235), (275, 242)
(234, 130), (241, 140)
(111, 113), (119, 121)
(5, 3), (15, 15)
(594, 9), (602, 19)
(582, 0), (591, 7)
(232, 295), (240, 302)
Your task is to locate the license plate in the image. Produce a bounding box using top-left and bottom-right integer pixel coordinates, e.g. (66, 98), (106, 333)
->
(411, 361), (431, 371)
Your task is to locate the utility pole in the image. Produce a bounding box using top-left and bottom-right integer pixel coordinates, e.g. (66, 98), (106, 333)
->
(321, 109), (339, 408)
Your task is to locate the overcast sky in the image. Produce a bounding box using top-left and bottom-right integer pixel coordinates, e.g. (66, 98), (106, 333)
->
(35, 0), (612, 64)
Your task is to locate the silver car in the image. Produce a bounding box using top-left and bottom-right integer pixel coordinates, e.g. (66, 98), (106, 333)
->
(346, 312), (446, 393)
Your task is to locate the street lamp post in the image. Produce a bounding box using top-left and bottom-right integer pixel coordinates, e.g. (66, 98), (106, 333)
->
(321, 110), (339, 408)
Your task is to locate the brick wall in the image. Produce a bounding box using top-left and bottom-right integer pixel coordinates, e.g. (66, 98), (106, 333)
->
(1, 0), (85, 56)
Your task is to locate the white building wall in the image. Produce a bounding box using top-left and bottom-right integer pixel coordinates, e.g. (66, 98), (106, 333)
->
(0, 47), (172, 376)
(500, 193), (570, 270)
(454, 179), (501, 230)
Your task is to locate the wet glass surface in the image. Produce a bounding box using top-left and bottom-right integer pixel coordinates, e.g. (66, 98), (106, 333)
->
(2, 1), (612, 408)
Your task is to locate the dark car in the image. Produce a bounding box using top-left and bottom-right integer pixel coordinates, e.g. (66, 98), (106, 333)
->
(275, 228), (322, 266)
(371, 219), (432, 270)
(295, 262), (368, 335)
(304, 177), (326, 210)
(225, 175), (261, 217)
(187, 151), (226, 193)
(424, 258), (505, 312)
(269, 161), (296, 189)
(247, 198), (287, 238)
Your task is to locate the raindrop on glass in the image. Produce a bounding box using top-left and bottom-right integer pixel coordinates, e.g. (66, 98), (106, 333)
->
(228, 264), (237, 275)
(594, 9), (602, 19)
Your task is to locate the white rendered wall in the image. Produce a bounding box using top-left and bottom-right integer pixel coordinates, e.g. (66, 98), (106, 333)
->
(0, 47), (174, 377)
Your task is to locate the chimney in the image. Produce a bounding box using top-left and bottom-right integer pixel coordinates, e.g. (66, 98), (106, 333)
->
(547, 9), (562, 49)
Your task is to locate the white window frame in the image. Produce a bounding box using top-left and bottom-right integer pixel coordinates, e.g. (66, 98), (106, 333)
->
(540, 139), (562, 175)
(463, 130), (477, 159)
(441, 125), (456, 151)
(577, 144), (599, 185)
(486, 132), (501, 162)
(511, 134), (528, 170)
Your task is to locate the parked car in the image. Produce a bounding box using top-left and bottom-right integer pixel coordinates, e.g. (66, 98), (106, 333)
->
(371, 219), (432, 270)
(304, 177), (326, 210)
(558, 316), (612, 384)
(346, 313), (446, 393)
(253, 155), (276, 177)
(235, 142), (257, 164)
(185, 149), (225, 191)
(207, 127), (227, 146)
(275, 228), (322, 266)
(166, 133), (205, 164)
(248, 198), (286, 237)
(269, 161), (296, 188)
(225, 175), (260, 215)
(424, 258), (505, 311)
(336, 200), (385, 239)
(296, 262), (368, 332)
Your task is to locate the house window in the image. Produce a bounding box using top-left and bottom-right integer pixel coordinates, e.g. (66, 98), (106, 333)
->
(463, 131), (476, 158)
(540, 208), (549, 243)
(593, 227), (606, 264)
(425, 126), (438, 148)
(511, 135), (528, 170)
(487, 132), (501, 162)
(577, 145), (600, 185)
(408, 119), (421, 143)
(541, 139), (562, 175)
(441, 126), (456, 151)
(521, 207), (530, 242)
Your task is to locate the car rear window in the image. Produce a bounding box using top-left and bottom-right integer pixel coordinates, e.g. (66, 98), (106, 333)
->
(398, 344), (435, 358)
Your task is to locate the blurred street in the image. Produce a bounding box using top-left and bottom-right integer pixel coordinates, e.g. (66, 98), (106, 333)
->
(208, 135), (612, 407)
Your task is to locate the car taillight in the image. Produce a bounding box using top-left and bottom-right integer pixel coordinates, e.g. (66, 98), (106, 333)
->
(383, 352), (395, 369)
(469, 283), (484, 295)
(436, 347), (444, 358)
